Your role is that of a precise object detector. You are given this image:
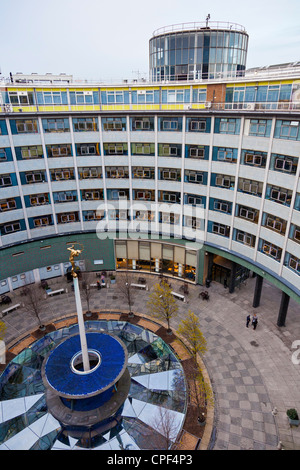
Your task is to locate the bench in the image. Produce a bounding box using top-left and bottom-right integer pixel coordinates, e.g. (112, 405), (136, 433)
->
(47, 288), (65, 297)
(171, 291), (186, 302)
(2, 303), (21, 317)
(90, 283), (106, 288)
(131, 283), (148, 290)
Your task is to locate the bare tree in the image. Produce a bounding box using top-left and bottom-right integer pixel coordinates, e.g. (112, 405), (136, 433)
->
(149, 406), (179, 450)
(80, 272), (97, 316)
(22, 283), (45, 330)
(116, 272), (136, 317)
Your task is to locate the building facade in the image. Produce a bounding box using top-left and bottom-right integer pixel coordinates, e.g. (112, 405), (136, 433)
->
(0, 24), (300, 325)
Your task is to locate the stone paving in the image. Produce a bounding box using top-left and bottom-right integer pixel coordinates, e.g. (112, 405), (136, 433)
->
(1, 272), (300, 450)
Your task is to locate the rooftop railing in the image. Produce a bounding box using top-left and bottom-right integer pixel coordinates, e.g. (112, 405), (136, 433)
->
(152, 21), (247, 37)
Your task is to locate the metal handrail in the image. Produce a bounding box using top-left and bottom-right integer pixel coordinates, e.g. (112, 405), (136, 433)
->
(152, 21), (247, 37)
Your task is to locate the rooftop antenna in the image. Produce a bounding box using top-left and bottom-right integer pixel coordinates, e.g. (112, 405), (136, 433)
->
(206, 14), (211, 27)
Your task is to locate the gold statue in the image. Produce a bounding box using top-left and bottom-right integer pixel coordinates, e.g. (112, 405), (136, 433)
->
(67, 244), (82, 278)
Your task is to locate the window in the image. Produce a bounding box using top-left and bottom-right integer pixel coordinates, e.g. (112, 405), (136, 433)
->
(239, 206), (257, 222)
(162, 192), (178, 203)
(134, 143), (151, 155)
(219, 118), (237, 134)
(106, 143), (126, 155)
(187, 195), (202, 205)
(289, 256), (300, 274)
(44, 118), (69, 132)
(293, 228), (300, 243)
(20, 146), (43, 159)
(25, 172), (44, 183)
(133, 167), (154, 179)
(186, 217), (202, 229)
(161, 213), (180, 224)
(79, 167), (102, 179)
(214, 201), (230, 213)
(30, 194), (48, 206)
(189, 146), (205, 158)
(162, 119), (179, 131)
(58, 213), (77, 224)
(0, 149), (7, 161)
(261, 241), (282, 260)
(266, 216), (285, 234)
(236, 231), (255, 247)
(162, 145), (178, 156)
(217, 148), (235, 162)
(83, 190), (102, 200)
(33, 216), (51, 227)
(76, 144), (98, 156)
(274, 157), (297, 174)
(73, 118), (97, 132)
(103, 119), (125, 131)
(52, 169), (73, 181)
(0, 198), (16, 211)
(55, 191), (76, 203)
(135, 190), (153, 200)
(3, 222), (21, 234)
(186, 171), (203, 184)
(48, 145), (71, 157)
(212, 223), (230, 237)
(270, 188), (288, 204)
(132, 118), (152, 130)
(189, 119), (206, 132)
(161, 169), (180, 181)
(16, 120), (38, 133)
(275, 120), (300, 140)
(215, 175), (231, 188)
(249, 119), (271, 137)
(244, 152), (266, 167)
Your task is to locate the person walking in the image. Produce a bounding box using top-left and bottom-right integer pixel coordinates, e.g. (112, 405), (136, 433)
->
(252, 314), (258, 330)
(246, 314), (251, 327)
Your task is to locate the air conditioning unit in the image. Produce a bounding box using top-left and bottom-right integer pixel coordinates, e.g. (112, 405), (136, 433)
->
(4, 104), (13, 112)
(205, 101), (212, 108)
(245, 103), (255, 110)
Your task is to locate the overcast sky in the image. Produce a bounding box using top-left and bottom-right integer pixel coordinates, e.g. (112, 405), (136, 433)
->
(0, 0), (299, 81)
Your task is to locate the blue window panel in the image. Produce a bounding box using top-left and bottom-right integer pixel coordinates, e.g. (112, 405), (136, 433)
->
(244, 86), (256, 102)
(256, 86), (268, 102)
(0, 120), (8, 135)
(279, 84), (292, 101)
(267, 87), (279, 102)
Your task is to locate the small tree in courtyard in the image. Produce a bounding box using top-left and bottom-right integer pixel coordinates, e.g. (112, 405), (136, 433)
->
(177, 310), (207, 360)
(147, 280), (178, 334)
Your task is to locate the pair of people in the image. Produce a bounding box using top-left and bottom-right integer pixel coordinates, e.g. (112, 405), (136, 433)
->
(246, 313), (258, 330)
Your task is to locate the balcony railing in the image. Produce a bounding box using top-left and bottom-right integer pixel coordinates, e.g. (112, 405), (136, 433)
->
(1, 100), (299, 114)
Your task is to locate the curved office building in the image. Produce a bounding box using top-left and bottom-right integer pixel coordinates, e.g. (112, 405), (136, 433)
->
(149, 21), (249, 81)
(0, 29), (299, 326)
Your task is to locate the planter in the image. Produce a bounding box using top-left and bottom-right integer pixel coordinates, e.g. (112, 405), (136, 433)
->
(288, 418), (300, 427)
(287, 409), (299, 426)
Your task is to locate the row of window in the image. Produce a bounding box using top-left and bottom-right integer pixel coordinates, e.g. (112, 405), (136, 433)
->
(1, 141), (299, 179)
(2, 82), (294, 107)
(0, 117), (299, 140)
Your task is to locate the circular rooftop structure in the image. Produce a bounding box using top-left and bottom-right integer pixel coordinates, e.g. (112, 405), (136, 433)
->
(149, 20), (249, 81)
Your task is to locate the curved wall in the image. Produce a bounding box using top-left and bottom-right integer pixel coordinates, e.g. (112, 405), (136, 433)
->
(0, 107), (300, 301)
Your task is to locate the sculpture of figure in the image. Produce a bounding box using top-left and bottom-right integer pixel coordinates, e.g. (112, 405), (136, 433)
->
(67, 245), (82, 278)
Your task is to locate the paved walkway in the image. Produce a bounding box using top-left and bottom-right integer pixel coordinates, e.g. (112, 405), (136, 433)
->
(2, 273), (300, 450)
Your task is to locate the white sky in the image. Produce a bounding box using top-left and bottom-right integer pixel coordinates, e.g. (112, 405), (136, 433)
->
(0, 0), (299, 81)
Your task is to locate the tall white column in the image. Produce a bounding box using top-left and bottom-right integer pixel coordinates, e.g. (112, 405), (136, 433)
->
(73, 276), (90, 372)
